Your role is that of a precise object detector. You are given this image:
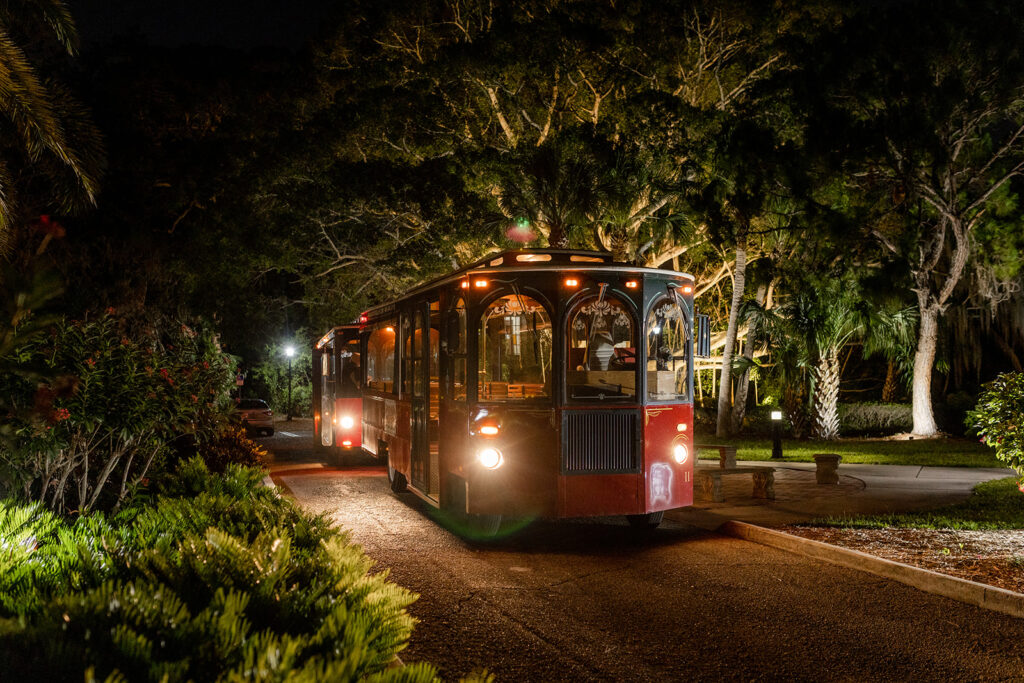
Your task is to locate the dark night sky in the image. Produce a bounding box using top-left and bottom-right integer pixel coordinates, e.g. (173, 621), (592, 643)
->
(73, 0), (336, 49)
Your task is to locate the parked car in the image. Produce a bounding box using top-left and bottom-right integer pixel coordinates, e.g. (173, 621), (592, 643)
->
(234, 398), (274, 436)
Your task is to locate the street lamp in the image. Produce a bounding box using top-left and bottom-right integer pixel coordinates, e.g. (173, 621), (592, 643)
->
(285, 345), (295, 421)
(771, 410), (784, 459)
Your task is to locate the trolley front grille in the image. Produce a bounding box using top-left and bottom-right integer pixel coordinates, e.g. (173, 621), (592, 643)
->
(562, 409), (639, 474)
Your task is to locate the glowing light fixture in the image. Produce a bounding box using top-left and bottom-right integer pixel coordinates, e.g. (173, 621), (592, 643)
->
(385, 326), (394, 332)
(474, 279), (489, 288)
(285, 346), (295, 358)
(359, 314), (369, 323)
(342, 440), (352, 447)
(564, 277), (579, 288)
(477, 447), (503, 469)
(479, 425), (499, 436)
(460, 280), (470, 289)
(682, 285), (693, 294)
(676, 423), (687, 432)
(673, 444), (688, 464)
(771, 410), (783, 421)
(340, 415), (354, 429)
(625, 280), (639, 289)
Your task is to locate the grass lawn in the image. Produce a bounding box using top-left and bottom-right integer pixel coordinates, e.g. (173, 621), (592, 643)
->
(812, 477), (1024, 530)
(694, 434), (1003, 468)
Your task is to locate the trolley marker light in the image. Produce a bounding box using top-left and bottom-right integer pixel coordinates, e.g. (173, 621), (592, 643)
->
(477, 447), (503, 469)
(682, 285), (693, 294)
(460, 280), (470, 289)
(677, 423), (687, 432)
(564, 277), (579, 288)
(359, 313), (368, 323)
(474, 279), (489, 288)
(673, 443), (689, 464)
(625, 279), (639, 289)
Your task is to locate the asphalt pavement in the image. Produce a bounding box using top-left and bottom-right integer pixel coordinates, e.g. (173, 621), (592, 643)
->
(262, 421), (1024, 681)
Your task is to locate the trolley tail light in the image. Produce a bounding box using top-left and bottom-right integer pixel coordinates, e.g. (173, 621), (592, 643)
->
(359, 313), (368, 323)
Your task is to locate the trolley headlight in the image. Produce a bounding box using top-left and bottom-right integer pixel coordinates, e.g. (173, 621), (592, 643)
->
(340, 415), (354, 429)
(477, 447), (504, 470)
(673, 443), (688, 464)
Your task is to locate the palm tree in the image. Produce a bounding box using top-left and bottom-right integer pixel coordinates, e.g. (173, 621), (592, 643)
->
(494, 137), (600, 249)
(0, 0), (102, 250)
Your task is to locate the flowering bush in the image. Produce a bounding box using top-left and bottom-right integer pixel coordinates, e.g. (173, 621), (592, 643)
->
(0, 313), (236, 513)
(967, 372), (1024, 482)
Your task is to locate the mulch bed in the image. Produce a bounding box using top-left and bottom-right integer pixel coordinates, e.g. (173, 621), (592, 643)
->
(781, 527), (1024, 595)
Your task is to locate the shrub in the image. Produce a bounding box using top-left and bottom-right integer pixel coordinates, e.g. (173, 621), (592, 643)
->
(967, 372), (1024, 475)
(837, 402), (913, 436)
(0, 459), (436, 682)
(0, 314), (236, 513)
(175, 426), (268, 473)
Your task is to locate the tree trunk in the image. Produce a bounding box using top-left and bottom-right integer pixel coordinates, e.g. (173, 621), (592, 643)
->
(812, 349), (841, 440)
(911, 306), (940, 435)
(730, 284), (766, 434)
(783, 380), (807, 439)
(881, 360), (899, 403)
(716, 240), (747, 437)
(548, 222), (569, 249)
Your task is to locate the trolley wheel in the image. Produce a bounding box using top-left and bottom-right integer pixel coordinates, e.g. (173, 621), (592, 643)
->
(626, 511), (664, 529)
(386, 455), (407, 493)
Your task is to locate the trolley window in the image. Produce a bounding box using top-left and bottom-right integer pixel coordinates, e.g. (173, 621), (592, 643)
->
(567, 295), (637, 400)
(337, 339), (361, 398)
(477, 294), (551, 400)
(646, 298), (691, 401)
(366, 322), (396, 393)
(448, 297), (468, 402)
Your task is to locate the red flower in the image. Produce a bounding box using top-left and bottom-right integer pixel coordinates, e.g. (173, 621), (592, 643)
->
(105, 307), (116, 316)
(85, 358), (96, 367)
(1018, 480), (1024, 494)
(202, 361), (210, 369)
(191, 394), (198, 403)
(53, 408), (70, 422)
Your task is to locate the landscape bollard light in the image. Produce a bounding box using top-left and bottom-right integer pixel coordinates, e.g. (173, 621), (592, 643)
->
(285, 345), (295, 421)
(771, 410), (784, 459)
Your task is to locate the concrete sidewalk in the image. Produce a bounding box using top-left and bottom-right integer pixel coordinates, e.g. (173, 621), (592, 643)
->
(672, 460), (1016, 530)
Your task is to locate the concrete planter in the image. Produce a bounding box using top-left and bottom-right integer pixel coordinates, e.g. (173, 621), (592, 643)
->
(814, 453), (842, 485)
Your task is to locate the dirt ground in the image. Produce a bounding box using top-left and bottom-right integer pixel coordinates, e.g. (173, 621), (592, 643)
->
(782, 526), (1024, 594)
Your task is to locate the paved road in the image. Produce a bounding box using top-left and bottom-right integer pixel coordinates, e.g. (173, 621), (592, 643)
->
(266, 426), (1024, 681)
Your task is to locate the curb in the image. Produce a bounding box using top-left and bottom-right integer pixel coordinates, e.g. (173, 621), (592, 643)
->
(719, 520), (1024, 620)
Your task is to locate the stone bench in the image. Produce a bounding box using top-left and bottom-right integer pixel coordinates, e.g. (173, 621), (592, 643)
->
(695, 443), (738, 469)
(696, 466), (775, 503)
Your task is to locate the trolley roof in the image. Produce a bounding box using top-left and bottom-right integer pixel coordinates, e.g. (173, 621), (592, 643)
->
(361, 249), (694, 322)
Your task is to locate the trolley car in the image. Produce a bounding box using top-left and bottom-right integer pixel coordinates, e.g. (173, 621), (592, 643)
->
(358, 249), (696, 529)
(313, 324), (363, 453)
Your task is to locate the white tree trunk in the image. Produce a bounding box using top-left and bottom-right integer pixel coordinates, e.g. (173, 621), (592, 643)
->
(730, 284), (766, 434)
(716, 242), (747, 437)
(812, 349), (841, 440)
(911, 306), (940, 436)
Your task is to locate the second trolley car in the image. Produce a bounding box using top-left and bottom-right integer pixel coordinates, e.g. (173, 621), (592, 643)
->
(313, 324), (363, 453)
(358, 249), (696, 528)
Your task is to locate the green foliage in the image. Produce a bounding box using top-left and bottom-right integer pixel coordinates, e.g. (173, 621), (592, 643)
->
(967, 372), (1024, 475)
(0, 459), (435, 682)
(837, 403), (913, 436)
(0, 312), (236, 513)
(188, 426), (268, 473)
(813, 477), (1024, 531)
